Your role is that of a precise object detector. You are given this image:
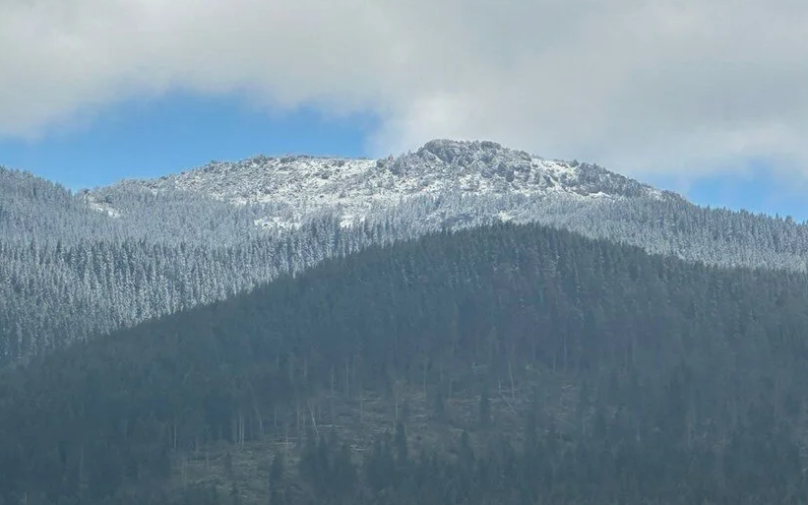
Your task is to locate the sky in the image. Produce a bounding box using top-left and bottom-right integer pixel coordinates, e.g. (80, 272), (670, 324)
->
(2, 0), (807, 220)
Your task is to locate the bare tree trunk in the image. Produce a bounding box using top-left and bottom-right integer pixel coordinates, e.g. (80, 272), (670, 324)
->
(330, 366), (336, 424)
(296, 404), (301, 435)
(181, 455), (187, 486)
(563, 336), (568, 372)
(345, 359), (351, 396)
(254, 404), (264, 438)
(508, 361), (516, 401)
(307, 402), (319, 437)
(439, 360), (444, 386)
(394, 380), (400, 422)
(171, 421), (178, 450)
(422, 358), (428, 398)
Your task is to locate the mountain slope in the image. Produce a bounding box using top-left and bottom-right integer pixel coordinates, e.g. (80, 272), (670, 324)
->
(1, 222), (807, 504)
(3, 139), (808, 362)
(87, 139), (808, 272)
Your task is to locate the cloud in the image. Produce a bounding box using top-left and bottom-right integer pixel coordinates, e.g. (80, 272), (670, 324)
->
(2, 0), (808, 178)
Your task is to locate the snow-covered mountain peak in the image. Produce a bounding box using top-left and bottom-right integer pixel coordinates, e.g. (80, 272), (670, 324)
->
(91, 140), (682, 228)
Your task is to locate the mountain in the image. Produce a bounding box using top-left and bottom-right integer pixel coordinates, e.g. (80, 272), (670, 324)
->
(83, 139), (808, 273)
(2, 222), (807, 504)
(91, 139), (677, 229)
(3, 139), (808, 362)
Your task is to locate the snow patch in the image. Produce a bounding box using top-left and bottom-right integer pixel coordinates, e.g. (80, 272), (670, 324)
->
(83, 195), (122, 218)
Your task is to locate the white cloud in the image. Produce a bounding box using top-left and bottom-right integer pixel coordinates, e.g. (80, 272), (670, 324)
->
(2, 0), (808, 179)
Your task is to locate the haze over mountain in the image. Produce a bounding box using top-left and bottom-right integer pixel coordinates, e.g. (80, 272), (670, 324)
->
(3, 139), (808, 362)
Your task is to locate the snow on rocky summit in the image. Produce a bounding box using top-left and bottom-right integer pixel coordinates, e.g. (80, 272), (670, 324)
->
(91, 139), (681, 229)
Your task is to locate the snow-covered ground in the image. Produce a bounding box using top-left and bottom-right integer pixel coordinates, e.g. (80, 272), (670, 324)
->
(84, 194), (122, 218)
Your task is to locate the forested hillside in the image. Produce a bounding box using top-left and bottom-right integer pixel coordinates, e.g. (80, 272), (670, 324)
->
(2, 222), (808, 504)
(5, 143), (808, 364)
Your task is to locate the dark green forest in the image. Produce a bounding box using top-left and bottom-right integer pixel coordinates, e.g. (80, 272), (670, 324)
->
(2, 222), (808, 504)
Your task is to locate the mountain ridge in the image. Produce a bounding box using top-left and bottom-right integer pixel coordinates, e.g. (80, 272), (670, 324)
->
(4, 139), (808, 362)
(87, 139), (683, 229)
